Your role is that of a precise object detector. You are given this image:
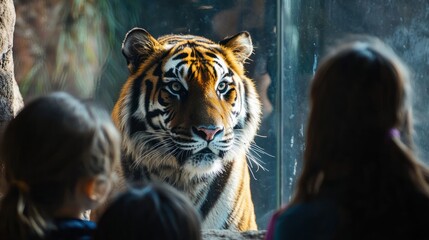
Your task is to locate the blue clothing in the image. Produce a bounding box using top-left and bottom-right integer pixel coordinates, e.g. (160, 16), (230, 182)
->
(45, 218), (96, 240)
(272, 197), (339, 240)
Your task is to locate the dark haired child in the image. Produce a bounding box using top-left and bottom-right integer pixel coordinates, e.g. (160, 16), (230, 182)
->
(95, 182), (202, 240)
(266, 37), (429, 239)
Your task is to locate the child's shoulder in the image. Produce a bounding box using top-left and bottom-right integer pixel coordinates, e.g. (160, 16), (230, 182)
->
(47, 218), (96, 240)
(274, 198), (339, 240)
(280, 197), (338, 222)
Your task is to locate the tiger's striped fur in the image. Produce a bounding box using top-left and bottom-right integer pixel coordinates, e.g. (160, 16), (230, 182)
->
(112, 28), (261, 231)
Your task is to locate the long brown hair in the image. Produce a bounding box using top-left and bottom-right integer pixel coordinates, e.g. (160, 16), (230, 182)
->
(0, 92), (120, 240)
(292, 37), (429, 238)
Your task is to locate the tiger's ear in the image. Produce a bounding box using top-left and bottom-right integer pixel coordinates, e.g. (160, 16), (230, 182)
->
(219, 31), (253, 63)
(122, 28), (160, 73)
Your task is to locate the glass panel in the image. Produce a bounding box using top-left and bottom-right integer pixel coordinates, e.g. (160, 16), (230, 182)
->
(14, 0), (279, 228)
(94, 0), (280, 229)
(278, 0), (308, 204)
(279, 0), (429, 204)
(13, 0), (280, 229)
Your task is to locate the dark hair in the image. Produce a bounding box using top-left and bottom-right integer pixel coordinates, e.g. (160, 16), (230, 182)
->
(95, 182), (202, 240)
(0, 92), (121, 240)
(292, 37), (429, 238)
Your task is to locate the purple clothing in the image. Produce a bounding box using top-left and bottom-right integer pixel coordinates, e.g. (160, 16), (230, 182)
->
(264, 207), (284, 240)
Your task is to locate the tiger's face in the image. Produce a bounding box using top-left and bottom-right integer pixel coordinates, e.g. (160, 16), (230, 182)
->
(113, 28), (261, 180)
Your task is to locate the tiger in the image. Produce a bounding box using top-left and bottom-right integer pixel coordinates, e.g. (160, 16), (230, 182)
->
(112, 27), (262, 231)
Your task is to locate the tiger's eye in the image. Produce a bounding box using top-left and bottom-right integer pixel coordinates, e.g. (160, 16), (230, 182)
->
(171, 82), (182, 92)
(218, 82), (227, 92)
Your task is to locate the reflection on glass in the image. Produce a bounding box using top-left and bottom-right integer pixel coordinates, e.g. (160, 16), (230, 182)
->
(280, 0), (429, 207)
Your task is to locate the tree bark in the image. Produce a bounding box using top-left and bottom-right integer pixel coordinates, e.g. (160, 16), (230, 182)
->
(0, 0), (22, 198)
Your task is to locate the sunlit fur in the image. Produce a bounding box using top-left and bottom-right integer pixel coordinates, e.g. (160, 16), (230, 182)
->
(112, 28), (261, 230)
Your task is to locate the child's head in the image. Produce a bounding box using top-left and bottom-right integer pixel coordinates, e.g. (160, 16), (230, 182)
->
(308, 36), (411, 140)
(95, 182), (202, 240)
(306, 37), (411, 169)
(0, 92), (121, 239)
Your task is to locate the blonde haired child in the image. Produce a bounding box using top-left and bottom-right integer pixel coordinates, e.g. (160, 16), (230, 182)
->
(0, 92), (121, 240)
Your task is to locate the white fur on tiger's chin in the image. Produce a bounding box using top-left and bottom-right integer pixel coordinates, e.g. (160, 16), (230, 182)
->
(182, 140), (250, 179)
(183, 158), (224, 179)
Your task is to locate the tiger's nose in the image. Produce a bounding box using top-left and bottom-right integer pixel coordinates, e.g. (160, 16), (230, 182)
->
(193, 126), (224, 141)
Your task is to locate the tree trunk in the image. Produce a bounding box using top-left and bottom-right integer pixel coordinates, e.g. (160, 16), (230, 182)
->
(0, 0), (22, 198)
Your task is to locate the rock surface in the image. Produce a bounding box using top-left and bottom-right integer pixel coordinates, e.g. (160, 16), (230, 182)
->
(0, 0), (22, 123)
(0, 0), (23, 200)
(203, 230), (266, 240)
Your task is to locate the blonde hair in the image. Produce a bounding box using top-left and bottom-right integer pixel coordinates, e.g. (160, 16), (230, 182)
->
(0, 92), (121, 239)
